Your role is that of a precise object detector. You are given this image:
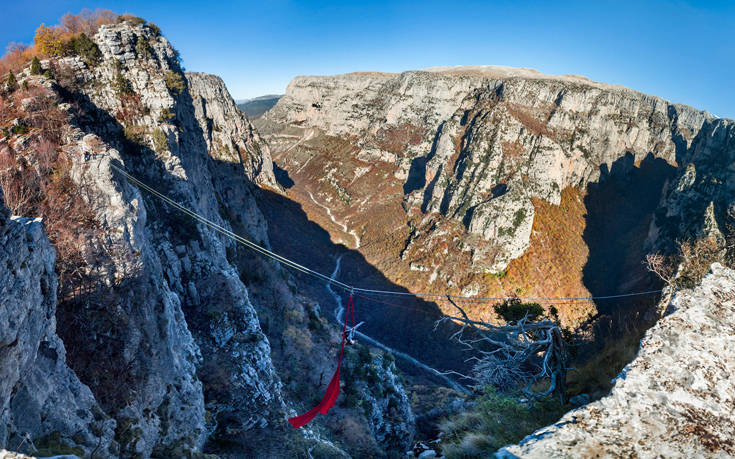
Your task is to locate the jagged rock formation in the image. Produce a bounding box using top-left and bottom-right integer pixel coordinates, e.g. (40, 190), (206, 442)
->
(187, 72), (277, 188)
(497, 263), (735, 458)
(340, 346), (415, 452)
(648, 115), (735, 252)
(258, 66), (722, 324)
(1, 17), (413, 457)
(59, 21), (283, 456)
(0, 189), (115, 456)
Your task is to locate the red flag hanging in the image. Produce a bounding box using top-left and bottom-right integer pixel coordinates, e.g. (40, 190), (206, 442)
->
(288, 294), (355, 428)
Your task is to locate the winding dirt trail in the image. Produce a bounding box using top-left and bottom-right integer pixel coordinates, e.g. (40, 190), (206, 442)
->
(307, 191), (361, 249)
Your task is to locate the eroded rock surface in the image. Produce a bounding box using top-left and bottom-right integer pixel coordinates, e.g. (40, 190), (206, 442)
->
(1, 19), (413, 457)
(261, 67), (711, 273)
(0, 190), (115, 456)
(497, 263), (735, 458)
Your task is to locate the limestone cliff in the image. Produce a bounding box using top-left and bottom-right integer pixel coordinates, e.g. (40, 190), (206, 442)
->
(258, 66), (725, 324)
(1, 17), (413, 457)
(648, 116), (735, 253)
(58, 21), (281, 456)
(186, 72), (277, 189)
(0, 190), (115, 456)
(497, 263), (735, 458)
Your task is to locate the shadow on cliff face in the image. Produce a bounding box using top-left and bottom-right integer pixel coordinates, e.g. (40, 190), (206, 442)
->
(57, 76), (306, 455)
(581, 152), (676, 335)
(272, 162), (294, 189)
(256, 188), (474, 381)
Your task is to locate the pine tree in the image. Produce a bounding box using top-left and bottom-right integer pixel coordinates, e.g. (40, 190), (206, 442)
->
(30, 56), (42, 75)
(6, 71), (17, 92)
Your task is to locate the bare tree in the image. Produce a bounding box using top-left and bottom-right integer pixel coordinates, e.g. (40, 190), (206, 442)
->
(644, 252), (677, 287)
(436, 296), (568, 402)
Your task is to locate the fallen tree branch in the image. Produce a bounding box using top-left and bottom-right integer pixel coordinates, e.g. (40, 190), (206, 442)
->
(437, 296), (568, 402)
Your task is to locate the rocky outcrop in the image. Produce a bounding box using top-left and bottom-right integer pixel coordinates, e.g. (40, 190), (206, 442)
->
(0, 20), (286, 457)
(0, 190), (114, 456)
(0, 451), (33, 459)
(261, 66), (711, 273)
(1, 18), (414, 457)
(341, 346), (415, 452)
(648, 117), (735, 253)
(75, 21), (284, 456)
(497, 263), (735, 458)
(186, 72), (277, 188)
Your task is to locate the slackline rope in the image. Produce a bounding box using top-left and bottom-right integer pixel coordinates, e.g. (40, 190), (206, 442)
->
(110, 164), (663, 304)
(111, 164), (664, 428)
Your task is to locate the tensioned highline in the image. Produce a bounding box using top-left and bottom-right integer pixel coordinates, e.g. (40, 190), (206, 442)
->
(110, 164), (663, 304)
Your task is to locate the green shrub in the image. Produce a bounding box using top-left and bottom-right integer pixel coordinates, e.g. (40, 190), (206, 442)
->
(566, 330), (641, 398)
(358, 343), (372, 364)
(118, 14), (146, 26)
(68, 33), (101, 66)
(32, 431), (85, 457)
(123, 125), (146, 148)
(158, 107), (174, 122)
(30, 56), (42, 75)
(152, 128), (168, 153)
(163, 70), (185, 95)
(493, 297), (543, 323)
(11, 122), (29, 136)
(147, 22), (162, 36)
(439, 387), (566, 458)
(113, 72), (133, 96)
(135, 38), (152, 59)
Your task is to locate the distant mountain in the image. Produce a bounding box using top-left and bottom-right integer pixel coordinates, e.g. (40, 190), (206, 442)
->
(256, 67), (723, 327)
(237, 94), (283, 119)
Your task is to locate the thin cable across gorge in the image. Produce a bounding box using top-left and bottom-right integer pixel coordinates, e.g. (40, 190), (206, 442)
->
(110, 164), (663, 304)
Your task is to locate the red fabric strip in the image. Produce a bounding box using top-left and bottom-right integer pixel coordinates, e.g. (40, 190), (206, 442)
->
(288, 294), (354, 428)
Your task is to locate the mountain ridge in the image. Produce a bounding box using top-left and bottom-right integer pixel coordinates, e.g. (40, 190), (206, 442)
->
(283, 65), (718, 121)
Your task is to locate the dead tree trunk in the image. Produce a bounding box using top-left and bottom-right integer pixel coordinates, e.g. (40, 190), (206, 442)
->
(437, 296), (568, 403)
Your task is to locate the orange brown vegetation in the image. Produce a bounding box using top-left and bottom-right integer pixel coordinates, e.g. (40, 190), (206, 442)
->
(501, 140), (525, 159)
(0, 9), (118, 75)
(277, 128), (596, 326)
(374, 188), (595, 327)
(374, 123), (426, 154)
(506, 103), (550, 137)
(0, 80), (104, 293)
(492, 187), (595, 325)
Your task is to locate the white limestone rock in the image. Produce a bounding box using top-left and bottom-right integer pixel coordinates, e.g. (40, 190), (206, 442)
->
(185, 72), (277, 188)
(0, 190), (115, 456)
(261, 66), (715, 272)
(496, 263), (735, 458)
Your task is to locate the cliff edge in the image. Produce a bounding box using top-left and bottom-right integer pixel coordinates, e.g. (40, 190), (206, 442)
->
(498, 263), (735, 458)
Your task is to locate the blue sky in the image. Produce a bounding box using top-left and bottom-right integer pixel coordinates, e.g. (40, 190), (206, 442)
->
(2, 1), (733, 118)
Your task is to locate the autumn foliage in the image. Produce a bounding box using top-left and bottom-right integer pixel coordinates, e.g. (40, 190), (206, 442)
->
(0, 9), (118, 76)
(0, 79), (103, 294)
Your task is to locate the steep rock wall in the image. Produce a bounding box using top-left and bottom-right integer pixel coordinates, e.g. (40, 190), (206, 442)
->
(0, 20), (284, 457)
(186, 72), (277, 189)
(0, 190), (115, 455)
(258, 67), (717, 324)
(497, 263), (735, 458)
(1, 19), (414, 457)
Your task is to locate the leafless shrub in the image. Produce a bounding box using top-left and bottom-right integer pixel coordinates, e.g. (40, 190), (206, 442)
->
(644, 252), (677, 286)
(437, 296), (568, 402)
(0, 146), (41, 215)
(646, 236), (723, 290)
(678, 237), (722, 286)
